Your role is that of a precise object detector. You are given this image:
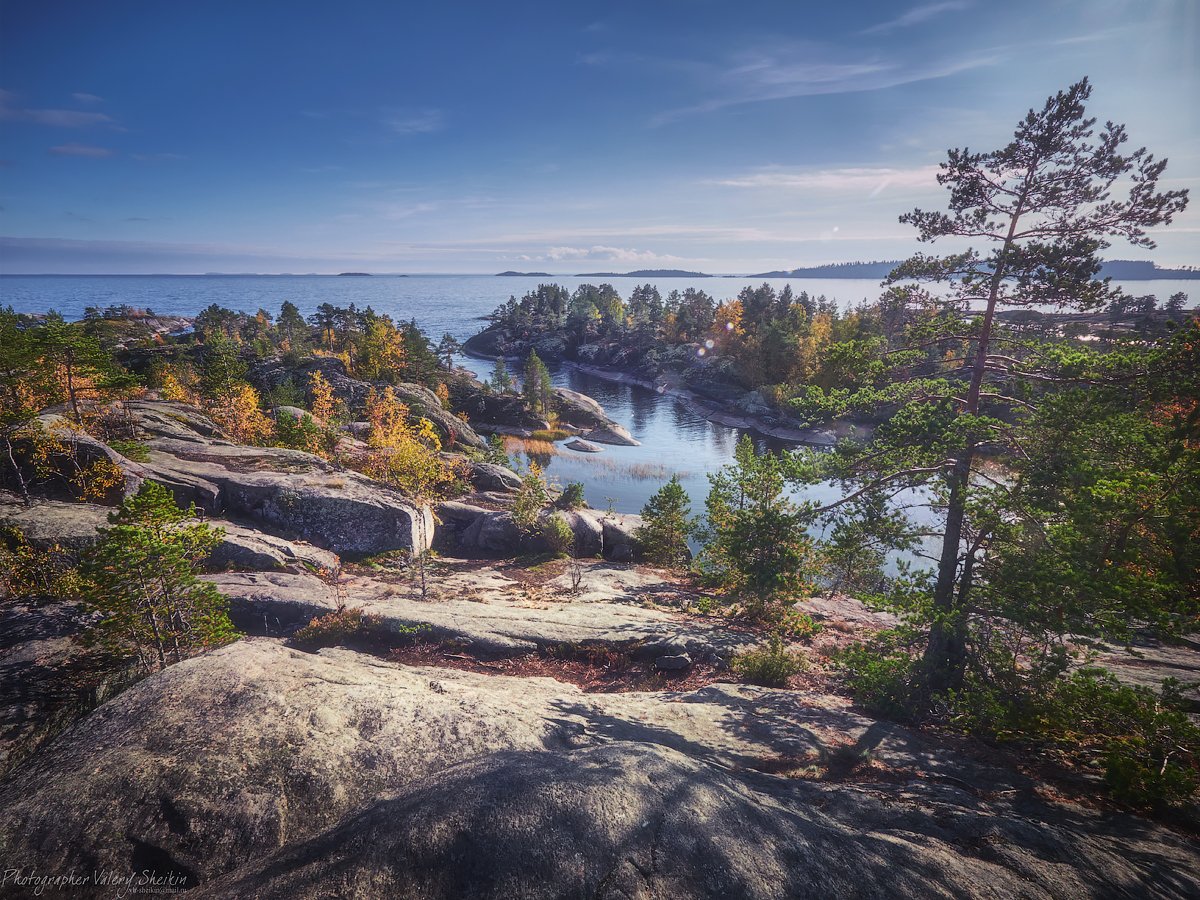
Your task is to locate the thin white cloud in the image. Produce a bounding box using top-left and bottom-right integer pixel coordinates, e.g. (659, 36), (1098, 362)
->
(651, 47), (1001, 124)
(0, 89), (117, 128)
(530, 245), (683, 264)
(381, 109), (445, 135)
(49, 143), (113, 157)
(860, 1), (973, 36)
(71, 92), (105, 104)
(712, 165), (940, 194)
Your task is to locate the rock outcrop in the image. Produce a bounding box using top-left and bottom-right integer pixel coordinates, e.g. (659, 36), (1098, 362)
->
(207, 563), (748, 658)
(117, 401), (434, 558)
(0, 494), (339, 574)
(3, 639), (1198, 897)
(565, 437), (602, 453)
(582, 423), (640, 446)
(251, 358), (486, 450)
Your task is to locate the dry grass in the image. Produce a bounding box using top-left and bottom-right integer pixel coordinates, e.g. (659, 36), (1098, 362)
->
(504, 437), (560, 458)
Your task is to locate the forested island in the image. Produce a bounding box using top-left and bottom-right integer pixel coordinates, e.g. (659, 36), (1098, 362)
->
(2, 79), (1199, 897)
(755, 258), (1200, 279)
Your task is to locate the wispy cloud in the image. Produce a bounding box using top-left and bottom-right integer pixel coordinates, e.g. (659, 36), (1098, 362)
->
(71, 92), (105, 104)
(650, 43), (1001, 124)
(381, 108), (445, 135)
(859, 1), (973, 36)
(0, 88), (118, 128)
(520, 245), (682, 264)
(49, 143), (113, 157)
(712, 165), (939, 195)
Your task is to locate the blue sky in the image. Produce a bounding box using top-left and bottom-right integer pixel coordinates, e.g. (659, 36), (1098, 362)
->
(1, 0), (1197, 273)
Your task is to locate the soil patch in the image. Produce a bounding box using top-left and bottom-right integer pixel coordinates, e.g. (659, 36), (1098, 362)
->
(388, 639), (724, 693)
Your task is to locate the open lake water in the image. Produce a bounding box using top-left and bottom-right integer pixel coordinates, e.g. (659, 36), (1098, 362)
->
(2, 273), (1192, 565)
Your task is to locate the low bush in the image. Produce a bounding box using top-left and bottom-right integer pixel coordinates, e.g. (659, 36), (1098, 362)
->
(540, 515), (576, 557)
(558, 481), (587, 509)
(292, 608), (425, 650)
(732, 633), (806, 686)
(836, 635), (1200, 808)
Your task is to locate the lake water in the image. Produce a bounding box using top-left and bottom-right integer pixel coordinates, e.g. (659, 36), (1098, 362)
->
(1, 273), (1192, 552)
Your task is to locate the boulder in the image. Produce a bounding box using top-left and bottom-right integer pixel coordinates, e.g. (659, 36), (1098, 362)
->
(556, 509), (604, 557)
(450, 385), (548, 433)
(655, 652), (693, 671)
(552, 388), (611, 429)
(205, 523), (340, 574)
(113, 401), (435, 558)
(432, 501), (490, 554)
(564, 438), (602, 453)
(0, 494), (109, 550)
(460, 510), (522, 556)
(582, 423), (640, 447)
(461, 327), (507, 358)
(251, 357), (371, 411)
(0, 494), (339, 574)
(0, 600), (137, 777)
(531, 335), (567, 361)
(209, 564), (751, 658)
(462, 460), (522, 492)
(5, 639), (1199, 897)
(121, 399), (231, 443)
(601, 512), (644, 561)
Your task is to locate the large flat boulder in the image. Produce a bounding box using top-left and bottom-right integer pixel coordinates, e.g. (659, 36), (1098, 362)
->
(207, 565), (749, 659)
(582, 423), (640, 446)
(125, 403), (433, 558)
(207, 739), (1200, 900)
(553, 387), (615, 430)
(0, 495), (339, 574)
(2, 639), (1197, 896)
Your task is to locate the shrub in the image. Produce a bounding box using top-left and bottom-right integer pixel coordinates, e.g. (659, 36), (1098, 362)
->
(511, 462), (550, 532)
(558, 481), (587, 510)
(732, 633), (806, 686)
(291, 608), (427, 650)
(700, 436), (814, 618)
(80, 482), (238, 672)
(274, 410), (336, 458)
(540, 514), (576, 557)
(483, 433), (514, 469)
(1044, 670), (1200, 808)
(835, 635), (922, 720)
(0, 526), (83, 602)
(635, 475), (695, 569)
(837, 637), (1200, 808)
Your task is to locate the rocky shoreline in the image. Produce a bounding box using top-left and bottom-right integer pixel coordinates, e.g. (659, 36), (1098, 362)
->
(464, 347), (867, 447)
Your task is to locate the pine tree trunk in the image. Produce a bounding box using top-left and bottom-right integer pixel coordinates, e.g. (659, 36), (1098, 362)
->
(921, 190), (1026, 693)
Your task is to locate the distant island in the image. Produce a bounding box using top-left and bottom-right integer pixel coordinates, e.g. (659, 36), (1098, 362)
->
(337, 272), (373, 277)
(496, 271), (552, 277)
(751, 259), (1199, 280)
(1098, 260), (1200, 280)
(574, 269), (712, 278)
(751, 261), (900, 279)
